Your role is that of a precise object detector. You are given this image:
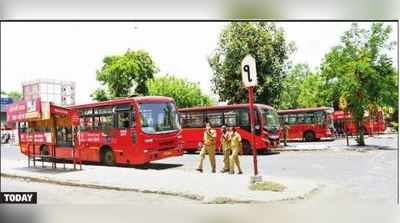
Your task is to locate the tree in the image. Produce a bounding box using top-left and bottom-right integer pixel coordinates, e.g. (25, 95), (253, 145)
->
(1, 91), (22, 101)
(280, 64), (310, 109)
(148, 75), (213, 108)
(321, 23), (397, 146)
(279, 64), (328, 109)
(297, 72), (327, 108)
(90, 89), (109, 102)
(92, 49), (158, 101)
(209, 22), (295, 106)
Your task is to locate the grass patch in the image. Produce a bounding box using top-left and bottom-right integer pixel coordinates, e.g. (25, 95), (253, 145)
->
(249, 181), (286, 192)
(212, 197), (235, 204)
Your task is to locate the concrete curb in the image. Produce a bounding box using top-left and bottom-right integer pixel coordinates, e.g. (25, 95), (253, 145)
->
(1, 173), (204, 201)
(276, 145), (397, 152)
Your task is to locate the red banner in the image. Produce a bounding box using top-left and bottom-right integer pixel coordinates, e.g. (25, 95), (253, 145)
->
(6, 98), (41, 122)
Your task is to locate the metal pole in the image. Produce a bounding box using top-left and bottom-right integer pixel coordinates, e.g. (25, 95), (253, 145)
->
(248, 87), (258, 176)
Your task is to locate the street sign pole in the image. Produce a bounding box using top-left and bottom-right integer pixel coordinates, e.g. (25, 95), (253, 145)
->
(241, 54), (261, 183)
(248, 86), (258, 176)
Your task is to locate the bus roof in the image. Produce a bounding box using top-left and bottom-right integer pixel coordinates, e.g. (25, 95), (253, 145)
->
(278, 107), (334, 114)
(178, 104), (275, 112)
(69, 96), (175, 109)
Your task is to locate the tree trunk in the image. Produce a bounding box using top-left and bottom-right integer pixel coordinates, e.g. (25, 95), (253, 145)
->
(357, 120), (365, 146)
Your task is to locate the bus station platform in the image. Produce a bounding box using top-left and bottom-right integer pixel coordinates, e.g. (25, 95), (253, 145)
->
(1, 158), (319, 203)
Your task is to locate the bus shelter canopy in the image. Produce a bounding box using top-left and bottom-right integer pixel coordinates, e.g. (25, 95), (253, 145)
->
(6, 98), (79, 128)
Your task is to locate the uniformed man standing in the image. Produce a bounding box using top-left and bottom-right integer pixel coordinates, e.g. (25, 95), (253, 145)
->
(283, 122), (289, 146)
(220, 125), (231, 173)
(229, 127), (243, 174)
(196, 121), (217, 173)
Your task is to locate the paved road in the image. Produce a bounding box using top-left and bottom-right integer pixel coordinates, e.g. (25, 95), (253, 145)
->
(1, 134), (398, 204)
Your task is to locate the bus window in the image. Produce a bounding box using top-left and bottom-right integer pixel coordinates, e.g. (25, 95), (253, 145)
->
(80, 116), (93, 130)
(288, 114), (297, 124)
(304, 113), (314, 124)
(206, 111), (223, 127)
(314, 112), (324, 125)
(297, 113), (305, 124)
(181, 112), (204, 128)
(56, 127), (73, 147)
(117, 111), (131, 128)
(224, 110), (238, 127)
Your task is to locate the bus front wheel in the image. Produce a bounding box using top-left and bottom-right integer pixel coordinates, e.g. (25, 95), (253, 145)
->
(304, 131), (315, 142)
(102, 149), (115, 166)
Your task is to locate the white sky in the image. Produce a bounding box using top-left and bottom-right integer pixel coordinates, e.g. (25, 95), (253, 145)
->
(1, 22), (398, 104)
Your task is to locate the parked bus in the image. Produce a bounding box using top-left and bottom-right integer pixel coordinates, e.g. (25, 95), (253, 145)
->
(9, 96), (184, 166)
(333, 110), (385, 136)
(178, 104), (281, 155)
(278, 107), (335, 142)
(68, 96), (184, 165)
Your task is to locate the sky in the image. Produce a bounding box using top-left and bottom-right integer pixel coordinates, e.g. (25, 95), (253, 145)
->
(1, 22), (398, 104)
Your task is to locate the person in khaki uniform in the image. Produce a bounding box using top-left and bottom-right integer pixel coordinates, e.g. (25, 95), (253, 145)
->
(220, 125), (231, 173)
(229, 127), (243, 174)
(196, 122), (217, 173)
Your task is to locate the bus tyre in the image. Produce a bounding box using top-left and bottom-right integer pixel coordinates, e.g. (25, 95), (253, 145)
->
(40, 145), (50, 161)
(186, 150), (197, 154)
(304, 131), (315, 142)
(102, 149), (115, 166)
(242, 140), (252, 155)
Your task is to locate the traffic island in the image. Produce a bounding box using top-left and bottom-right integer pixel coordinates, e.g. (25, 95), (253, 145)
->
(1, 159), (320, 204)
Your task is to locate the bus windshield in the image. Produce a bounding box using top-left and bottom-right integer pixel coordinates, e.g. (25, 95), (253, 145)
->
(139, 102), (180, 134)
(262, 109), (280, 131)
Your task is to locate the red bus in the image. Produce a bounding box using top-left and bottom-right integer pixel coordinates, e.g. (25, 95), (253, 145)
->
(333, 110), (385, 136)
(12, 96), (184, 166)
(178, 104), (281, 155)
(278, 107), (335, 141)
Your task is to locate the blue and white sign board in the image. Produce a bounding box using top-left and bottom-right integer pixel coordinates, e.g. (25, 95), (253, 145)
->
(0, 97), (14, 113)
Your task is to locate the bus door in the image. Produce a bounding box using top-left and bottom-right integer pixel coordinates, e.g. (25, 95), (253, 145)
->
(285, 113), (300, 139)
(112, 104), (136, 158)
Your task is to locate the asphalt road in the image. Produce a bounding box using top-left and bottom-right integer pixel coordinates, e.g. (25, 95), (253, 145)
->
(1, 134), (398, 205)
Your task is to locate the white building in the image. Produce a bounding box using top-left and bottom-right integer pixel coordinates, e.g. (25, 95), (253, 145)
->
(22, 79), (76, 106)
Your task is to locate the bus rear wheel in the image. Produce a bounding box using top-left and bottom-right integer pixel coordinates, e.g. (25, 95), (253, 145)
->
(40, 145), (50, 162)
(102, 149), (115, 166)
(304, 131), (315, 142)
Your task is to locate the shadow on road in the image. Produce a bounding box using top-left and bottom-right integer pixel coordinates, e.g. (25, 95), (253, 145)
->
(12, 159), (184, 172)
(183, 151), (280, 156)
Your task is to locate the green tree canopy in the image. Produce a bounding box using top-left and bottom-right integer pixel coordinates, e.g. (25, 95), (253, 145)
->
(1, 91), (22, 101)
(209, 22), (295, 106)
(320, 23), (397, 145)
(92, 49), (158, 101)
(279, 63), (327, 109)
(148, 75), (213, 108)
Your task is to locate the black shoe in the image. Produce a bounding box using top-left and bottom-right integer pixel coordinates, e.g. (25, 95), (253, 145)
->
(238, 171), (243, 175)
(196, 168), (203, 173)
(220, 169), (228, 173)
(212, 169), (216, 173)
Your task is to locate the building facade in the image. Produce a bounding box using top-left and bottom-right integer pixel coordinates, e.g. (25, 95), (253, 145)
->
(22, 79), (76, 106)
